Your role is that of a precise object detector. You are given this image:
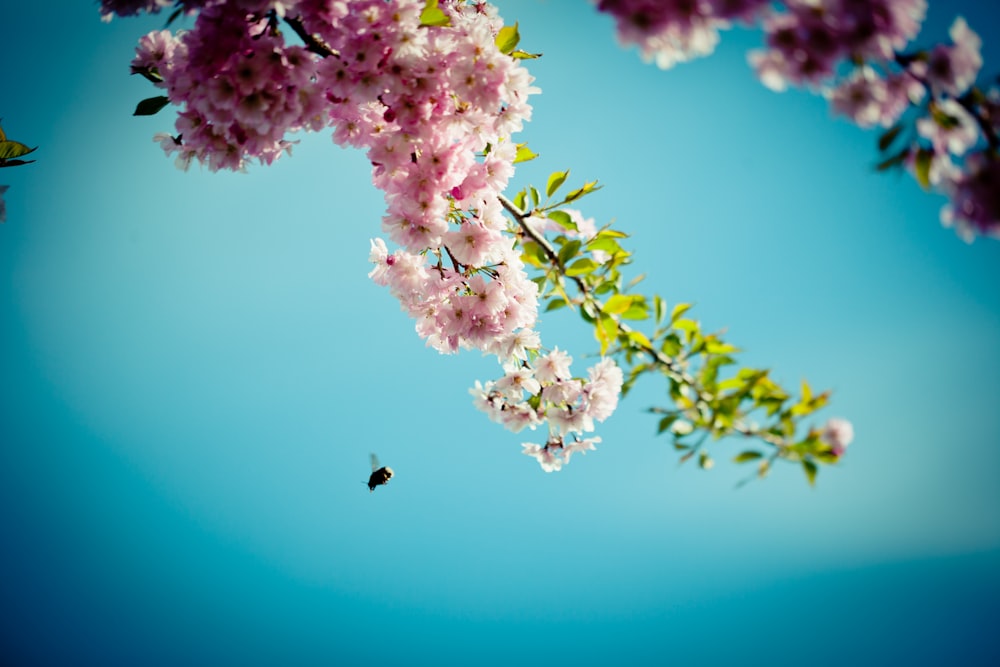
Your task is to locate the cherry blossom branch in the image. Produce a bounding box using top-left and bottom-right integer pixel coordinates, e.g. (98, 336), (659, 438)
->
(499, 193), (812, 460)
(283, 15), (339, 59)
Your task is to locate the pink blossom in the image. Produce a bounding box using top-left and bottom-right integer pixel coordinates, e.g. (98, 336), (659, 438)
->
(827, 66), (889, 129)
(522, 442), (562, 473)
(940, 153), (1000, 241)
(821, 418), (854, 457)
(535, 347), (573, 384)
(918, 17), (983, 97)
(916, 99), (979, 156)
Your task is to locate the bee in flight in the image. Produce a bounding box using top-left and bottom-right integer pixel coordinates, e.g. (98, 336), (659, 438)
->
(367, 453), (393, 492)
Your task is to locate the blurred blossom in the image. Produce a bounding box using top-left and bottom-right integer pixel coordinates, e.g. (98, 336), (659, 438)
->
(941, 153), (1000, 242)
(916, 99), (979, 156)
(822, 418), (855, 457)
(915, 17), (983, 97)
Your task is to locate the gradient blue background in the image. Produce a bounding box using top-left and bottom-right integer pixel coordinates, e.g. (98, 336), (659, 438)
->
(2, 2), (999, 665)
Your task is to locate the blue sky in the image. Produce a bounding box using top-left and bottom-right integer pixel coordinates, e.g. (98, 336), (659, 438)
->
(1, 1), (998, 665)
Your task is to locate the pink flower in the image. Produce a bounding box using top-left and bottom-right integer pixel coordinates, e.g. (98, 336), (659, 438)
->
(940, 152), (1000, 241)
(827, 66), (889, 128)
(535, 347), (573, 384)
(522, 442), (562, 473)
(918, 17), (983, 97)
(916, 99), (979, 156)
(821, 418), (855, 457)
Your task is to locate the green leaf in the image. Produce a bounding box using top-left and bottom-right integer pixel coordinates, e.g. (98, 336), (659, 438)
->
(545, 298), (567, 312)
(133, 95), (171, 116)
(585, 236), (622, 254)
(914, 148), (933, 190)
(546, 170), (569, 198)
(548, 210), (576, 231)
(529, 185), (540, 208)
(565, 258), (598, 276)
(627, 330), (653, 350)
(512, 189), (527, 211)
(671, 303), (692, 322)
(513, 143), (538, 164)
(734, 451), (763, 464)
(877, 124), (903, 152)
(660, 333), (682, 357)
(704, 340), (738, 354)
(672, 318), (699, 335)
(0, 141), (38, 160)
(558, 239), (582, 266)
(495, 22), (520, 55)
(875, 148), (909, 172)
(420, 0), (451, 27)
(621, 303), (649, 320)
(604, 294), (633, 315)
(511, 49), (541, 60)
(594, 316), (618, 355)
(657, 415), (678, 434)
(654, 296), (666, 323)
(803, 460), (818, 487)
(564, 180), (600, 203)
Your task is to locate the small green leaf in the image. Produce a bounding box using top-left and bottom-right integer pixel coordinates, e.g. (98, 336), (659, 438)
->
(511, 49), (541, 60)
(547, 210), (577, 231)
(875, 148), (908, 172)
(133, 95), (171, 116)
(914, 148), (933, 190)
(672, 318), (699, 334)
(545, 298), (567, 312)
(546, 170), (569, 198)
(627, 330), (653, 350)
(657, 415), (678, 434)
(671, 303), (692, 322)
(495, 23), (520, 55)
(558, 239), (582, 266)
(512, 189), (527, 211)
(0, 141), (38, 160)
(877, 124), (903, 152)
(733, 451), (763, 463)
(704, 340), (738, 354)
(513, 143), (538, 164)
(803, 460), (818, 486)
(621, 304), (649, 320)
(564, 180), (600, 203)
(585, 236), (622, 254)
(604, 294), (633, 315)
(594, 315), (618, 355)
(529, 185), (540, 208)
(565, 258), (598, 276)
(420, 0), (451, 27)
(654, 296), (666, 323)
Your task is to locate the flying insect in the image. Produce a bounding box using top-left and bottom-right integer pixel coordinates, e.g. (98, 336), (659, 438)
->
(367, 453), (393, 492)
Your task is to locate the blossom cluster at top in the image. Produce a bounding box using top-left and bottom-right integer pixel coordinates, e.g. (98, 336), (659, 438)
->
(595, 0), (999, 241)
(109, 0), (624, 470)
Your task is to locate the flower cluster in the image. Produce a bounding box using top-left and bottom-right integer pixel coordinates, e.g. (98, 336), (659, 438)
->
(821, 417), (854, 458)
(596, 1), (998, 240)
(595, 0), (768, 69)
(110, 0), (623, 469)
(470, 355), (623, 472)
